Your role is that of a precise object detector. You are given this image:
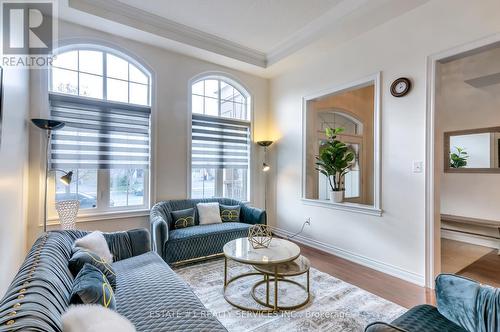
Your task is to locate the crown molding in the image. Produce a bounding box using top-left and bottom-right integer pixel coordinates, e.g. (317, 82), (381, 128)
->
(267, 0), (370, 66)
(68, 0), (267, 68)
(67, 0), (425, 69)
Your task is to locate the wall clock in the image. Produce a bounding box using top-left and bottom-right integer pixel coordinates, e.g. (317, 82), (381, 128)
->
(390, 77), (411, 97)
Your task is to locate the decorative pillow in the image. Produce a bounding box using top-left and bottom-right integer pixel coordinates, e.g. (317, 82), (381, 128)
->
(62, 304), (136, 332)
(69, 248), (116, 290)
(220, 204), (241, 222)
(197, 202), (222, 225)
(74, 231), (113, 264)
(171, 208), (195, 229)
(70, 263), (116, 310)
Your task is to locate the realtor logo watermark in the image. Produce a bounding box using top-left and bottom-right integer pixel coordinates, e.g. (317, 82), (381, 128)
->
(1, 0), (57, 67)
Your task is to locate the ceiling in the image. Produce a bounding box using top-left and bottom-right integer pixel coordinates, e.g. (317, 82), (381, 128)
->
(114, 0), (343, 54)
(59, 0), (430, 77)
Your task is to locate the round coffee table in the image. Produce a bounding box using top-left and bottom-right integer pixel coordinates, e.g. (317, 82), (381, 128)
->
(223, 237), (310, 312)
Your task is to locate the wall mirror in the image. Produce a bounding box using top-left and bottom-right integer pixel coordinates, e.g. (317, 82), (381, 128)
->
(302, 73), (381, 215)
(444, 127), (500, 173)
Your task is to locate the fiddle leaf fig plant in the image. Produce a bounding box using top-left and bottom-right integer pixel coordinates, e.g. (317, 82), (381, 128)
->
(315, 127), (355, 192)
(450, 146), (468, 168)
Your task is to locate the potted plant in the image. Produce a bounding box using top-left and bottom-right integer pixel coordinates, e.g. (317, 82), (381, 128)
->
(315, 127), (355, 203)
(450, 146), (468, 168)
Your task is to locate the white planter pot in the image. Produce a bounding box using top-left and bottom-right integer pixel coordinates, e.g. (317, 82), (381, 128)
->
(329, 190), (344, 203)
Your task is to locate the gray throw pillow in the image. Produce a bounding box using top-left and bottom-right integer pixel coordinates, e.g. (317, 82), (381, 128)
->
(69, 248), (116, 290)
(70, 263), (116, 310)
(220, 204), (241, 222)
(171, 208), (195, 229)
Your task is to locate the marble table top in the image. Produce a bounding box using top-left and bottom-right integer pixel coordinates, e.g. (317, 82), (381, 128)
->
(223, 237), (300, 265)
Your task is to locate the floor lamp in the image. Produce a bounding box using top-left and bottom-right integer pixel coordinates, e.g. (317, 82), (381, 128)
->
(257, 140), (273, 212)
(31, 119), (66, 232)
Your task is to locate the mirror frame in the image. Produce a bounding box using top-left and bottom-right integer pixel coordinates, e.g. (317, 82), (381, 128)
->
(444, 126), (500, 173)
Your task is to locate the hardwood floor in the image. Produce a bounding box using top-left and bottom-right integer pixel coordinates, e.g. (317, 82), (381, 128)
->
(295, 242), (435, 309)
(442, 239), (500, 288)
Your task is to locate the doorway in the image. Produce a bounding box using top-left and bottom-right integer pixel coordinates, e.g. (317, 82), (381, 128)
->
(427, 36), (500, 288)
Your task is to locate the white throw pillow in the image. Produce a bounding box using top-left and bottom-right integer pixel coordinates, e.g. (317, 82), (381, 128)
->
(74, 231), (113, 264)
(197, 202), (222, 225)
(62, 305), (136, 332)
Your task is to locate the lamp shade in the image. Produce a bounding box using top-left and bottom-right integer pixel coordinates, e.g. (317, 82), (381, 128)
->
(59, 171), (73, 186)
(257, 140), (273, 147)
(31, 118), (65, 131)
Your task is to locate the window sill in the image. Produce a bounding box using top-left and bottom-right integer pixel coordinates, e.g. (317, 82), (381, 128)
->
(46, 209), (150, 226)
(301, 198), (382, 216)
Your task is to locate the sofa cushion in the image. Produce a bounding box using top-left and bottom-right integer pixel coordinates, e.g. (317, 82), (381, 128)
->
(70, 264), (116, 310)
(389, 305), (468, 332)
(164, 222), (250, 263)
(169, 222), (250, 241)
(113, 252), (226, 331)
(220, 204), (241, 222)
(75, 231), (113, 264)
(62, 304), (136, 332)
(69, 248), (117, 290)
(171, 208), (195, 229)
(197, 202), (222, 225)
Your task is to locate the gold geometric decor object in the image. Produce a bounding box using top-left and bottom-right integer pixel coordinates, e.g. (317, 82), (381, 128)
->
(56, 199), (80, 230)
(248, 224), (273, 249)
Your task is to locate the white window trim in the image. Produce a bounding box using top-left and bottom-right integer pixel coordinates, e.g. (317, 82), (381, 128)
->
(46, 43), (154, 220)
(187, 72), (254, 203)
(301, 72), (382, 216)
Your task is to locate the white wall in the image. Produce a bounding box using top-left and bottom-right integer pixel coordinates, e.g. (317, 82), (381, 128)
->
(438, 46), (500, 221)
(27, 21), (269, 247)
(0, 67), (30, 295)
(268, 0), (500, 285)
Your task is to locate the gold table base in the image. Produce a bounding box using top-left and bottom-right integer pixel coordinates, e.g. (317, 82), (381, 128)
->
(223, 256), (310, 312)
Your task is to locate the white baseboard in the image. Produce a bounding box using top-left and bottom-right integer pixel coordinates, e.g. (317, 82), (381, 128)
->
(272, 227), (425, 286)
(441, 229), (499, 249)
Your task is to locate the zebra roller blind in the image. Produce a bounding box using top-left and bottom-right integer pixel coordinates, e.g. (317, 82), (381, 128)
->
(49, 93), (150, 169)
(191, 113), (250, 169)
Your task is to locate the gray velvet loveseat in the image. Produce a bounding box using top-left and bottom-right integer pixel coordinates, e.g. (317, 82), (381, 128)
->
(0, 229), (226, 332)
(150, 198), (266, 264)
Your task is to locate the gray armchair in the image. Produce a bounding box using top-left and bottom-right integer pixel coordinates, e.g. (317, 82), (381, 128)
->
(150, 198), (266, 264)
(365, 274), (499, 332)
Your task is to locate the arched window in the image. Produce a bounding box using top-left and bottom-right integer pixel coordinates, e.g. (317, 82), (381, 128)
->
(51, 47), (150, 105)
(190, 76), (251, 201)
(48, 45), (152, 216)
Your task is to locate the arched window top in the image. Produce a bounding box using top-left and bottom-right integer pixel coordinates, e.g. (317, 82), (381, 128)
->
(317, 109), (363, 135)
(191, 75), (250, 121)
(50, 45), (151, 106)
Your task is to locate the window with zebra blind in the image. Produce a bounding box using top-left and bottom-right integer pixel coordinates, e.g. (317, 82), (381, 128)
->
(190, 77), (251, 201)
(47, 45), (151, 216)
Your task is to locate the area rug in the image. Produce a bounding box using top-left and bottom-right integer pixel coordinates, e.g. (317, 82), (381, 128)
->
(174, 258), (406, 332)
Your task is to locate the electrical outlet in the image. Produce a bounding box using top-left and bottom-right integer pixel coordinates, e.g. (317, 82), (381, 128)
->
(305, 217), (311, 226)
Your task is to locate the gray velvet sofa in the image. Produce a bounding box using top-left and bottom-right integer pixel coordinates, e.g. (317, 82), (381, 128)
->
(0, 229), (226, 332)
(151, 198), (266, 264)
(365, 274), (499, 332)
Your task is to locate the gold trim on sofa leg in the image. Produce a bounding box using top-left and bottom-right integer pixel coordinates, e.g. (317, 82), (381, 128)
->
(170, 253), (225, 267)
